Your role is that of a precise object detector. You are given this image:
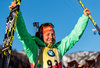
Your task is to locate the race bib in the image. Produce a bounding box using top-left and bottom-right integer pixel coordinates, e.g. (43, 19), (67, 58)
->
(35, 47), (62, 68)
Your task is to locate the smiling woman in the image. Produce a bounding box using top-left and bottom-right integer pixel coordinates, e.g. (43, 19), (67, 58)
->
(0, 0), (97, 68)
(37, 23), (55, 46)
(7, 1), (91, 68)
(0, 0), (92, 68)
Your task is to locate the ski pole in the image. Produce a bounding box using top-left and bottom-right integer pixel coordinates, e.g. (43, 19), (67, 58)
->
(78, 0), (100, 35)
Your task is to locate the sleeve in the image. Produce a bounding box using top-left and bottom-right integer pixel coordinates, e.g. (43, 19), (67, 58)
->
(56, 14), (89, 59)
(16, 10), (39, 63)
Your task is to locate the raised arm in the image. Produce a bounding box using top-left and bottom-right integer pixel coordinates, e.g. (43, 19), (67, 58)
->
(56, 8), (90, 59)
(9, 2), (39, 64)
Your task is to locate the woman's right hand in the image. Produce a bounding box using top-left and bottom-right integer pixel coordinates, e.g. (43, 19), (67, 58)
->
(9, 2), (16, 11)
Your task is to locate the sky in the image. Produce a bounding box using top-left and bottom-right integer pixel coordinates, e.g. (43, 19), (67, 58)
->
(0, 0), (100, 54)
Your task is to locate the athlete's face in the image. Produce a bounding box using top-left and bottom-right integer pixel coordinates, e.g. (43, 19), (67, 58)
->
(43, 30), (55, 45)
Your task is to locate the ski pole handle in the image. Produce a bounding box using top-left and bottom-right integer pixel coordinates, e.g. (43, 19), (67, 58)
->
(78, 0), (100, 34)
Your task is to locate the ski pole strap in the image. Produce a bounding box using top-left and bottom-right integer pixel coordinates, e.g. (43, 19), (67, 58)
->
(78, 0), (100, 34)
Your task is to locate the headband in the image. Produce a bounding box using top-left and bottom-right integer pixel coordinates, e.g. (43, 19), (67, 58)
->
(40, 26), (54, 35)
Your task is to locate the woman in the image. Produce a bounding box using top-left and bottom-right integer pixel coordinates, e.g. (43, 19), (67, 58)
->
(9, 2), (91, 68)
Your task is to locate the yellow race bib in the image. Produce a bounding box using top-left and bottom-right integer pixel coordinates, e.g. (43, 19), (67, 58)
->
(35, 47), (62, 68)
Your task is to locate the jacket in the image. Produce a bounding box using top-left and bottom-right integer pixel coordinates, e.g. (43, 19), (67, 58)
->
(16, 11), (89, 68)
